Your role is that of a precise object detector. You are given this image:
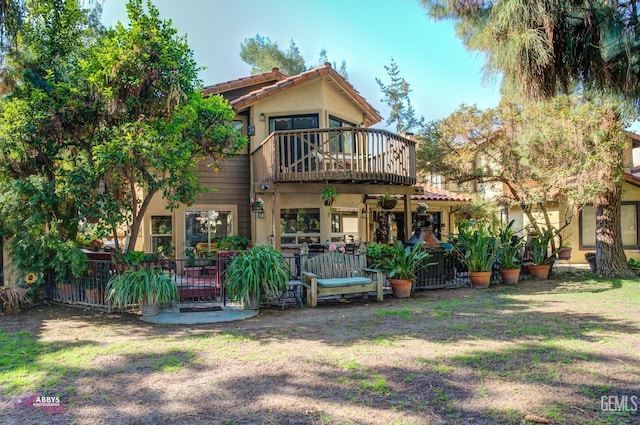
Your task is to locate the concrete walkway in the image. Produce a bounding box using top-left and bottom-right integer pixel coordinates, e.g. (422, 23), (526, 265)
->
(139, 304), (258, 324)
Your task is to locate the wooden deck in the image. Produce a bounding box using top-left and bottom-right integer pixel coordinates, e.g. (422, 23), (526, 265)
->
(252, 128), (416, 185)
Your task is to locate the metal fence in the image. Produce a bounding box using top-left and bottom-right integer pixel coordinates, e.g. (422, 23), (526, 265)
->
(43, 248), (468, 311)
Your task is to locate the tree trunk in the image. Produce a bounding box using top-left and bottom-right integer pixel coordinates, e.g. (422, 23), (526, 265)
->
(594, 180), (635, 278)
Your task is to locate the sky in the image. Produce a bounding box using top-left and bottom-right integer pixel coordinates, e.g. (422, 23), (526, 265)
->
(100, 0), (503, 129)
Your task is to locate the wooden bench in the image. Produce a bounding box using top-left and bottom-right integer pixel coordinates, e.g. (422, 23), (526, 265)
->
(301, 252), (384, 307)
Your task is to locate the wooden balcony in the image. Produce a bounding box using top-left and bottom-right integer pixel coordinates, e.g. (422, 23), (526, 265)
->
(251, 128), (416, 186)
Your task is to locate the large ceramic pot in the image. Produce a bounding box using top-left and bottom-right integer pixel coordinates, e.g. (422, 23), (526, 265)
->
(500, 268), (521, 285)
(389, 279), (412, 298)
(469, 271), (492, 288)
(529, 264), (551, 279)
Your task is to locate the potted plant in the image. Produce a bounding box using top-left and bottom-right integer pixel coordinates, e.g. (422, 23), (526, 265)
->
(183, 246), (201, 278)
(497, 221), (524, 285)
(320, 185), (338, 206)
(250, 196), (264, 212)
(557, 242), (572, 260)
(450, 220), (499, 288)
(223, 245), (291, 310)
(378, 192), (398, 210)
(376, 241), (431, 298)
(365, 242), (393, 268)
(528, 228), (557, 279)
(416, 202), (428, 215)
(106, 268), (179, 316)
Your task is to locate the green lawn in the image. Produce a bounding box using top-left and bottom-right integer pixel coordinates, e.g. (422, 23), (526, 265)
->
(1, 274), (639, 424)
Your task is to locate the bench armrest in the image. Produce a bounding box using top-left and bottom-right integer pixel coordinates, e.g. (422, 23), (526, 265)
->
(302, 271), (318, 279)
(362, 267), (381, 273)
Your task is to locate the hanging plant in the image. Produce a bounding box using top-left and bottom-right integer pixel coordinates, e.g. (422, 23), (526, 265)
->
(321, 185), (338, 206)
(378, 192), (397, 210)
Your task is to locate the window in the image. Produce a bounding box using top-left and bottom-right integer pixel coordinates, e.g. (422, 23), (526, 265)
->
(280, 208), (321, 246)
(580, 203), (638, 248)
(151, 216), (172, 254)
(328, 115), (355, 153)
(330, 208), (359, 243)
(270, 114), (319, 172)
(269, 114), (319, 132)
(185, 210), (233, 249)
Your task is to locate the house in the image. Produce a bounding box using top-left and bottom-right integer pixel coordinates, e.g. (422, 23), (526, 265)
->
(135, 63), (471, 257)
(437, 130), (640, 264)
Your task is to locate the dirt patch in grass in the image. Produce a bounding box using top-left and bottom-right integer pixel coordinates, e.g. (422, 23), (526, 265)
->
(1, 275), (639, 424)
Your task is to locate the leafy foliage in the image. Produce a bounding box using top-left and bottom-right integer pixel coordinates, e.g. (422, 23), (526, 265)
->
(421, 0), (637, 277)
(376, 241), (431, 281)
(224, 246), (290, 306)
(240, 33), (348, 78)
(107, 268), (178, 308)
(376, 58), (422, 133)
(449, 220), (499, 272)
(497, 220), (523, 269)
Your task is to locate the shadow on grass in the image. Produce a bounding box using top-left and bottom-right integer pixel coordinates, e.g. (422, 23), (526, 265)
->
(2, 276), (639, 424)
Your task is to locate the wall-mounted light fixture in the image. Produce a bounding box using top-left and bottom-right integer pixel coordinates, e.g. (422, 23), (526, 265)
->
(257, 210), (265, 219)
(362, 207), (369, 219)
(259, 112), (266, 122)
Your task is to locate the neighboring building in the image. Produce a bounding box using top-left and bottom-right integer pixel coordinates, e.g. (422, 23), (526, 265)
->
(454, 131), (640, 263)
(136, 63), (470, 256)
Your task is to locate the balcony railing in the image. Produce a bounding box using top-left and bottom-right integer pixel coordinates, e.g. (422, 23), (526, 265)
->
(252, 128), (416, 185)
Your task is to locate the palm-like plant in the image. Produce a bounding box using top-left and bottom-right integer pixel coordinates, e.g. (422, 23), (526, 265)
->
(224, 246), (290, 308)
(107, 268), (178, 309)
(450, 220), (499, 272)
(497, 220), (523, 269)
(377, 241), (431, 281)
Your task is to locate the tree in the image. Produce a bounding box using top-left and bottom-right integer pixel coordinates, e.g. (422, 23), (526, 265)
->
(418, 97), (628, 254)
(240, 34), (348, 78)
(85, 0), (245, 253)
(0, 0), (100, 280)
(376, 58), (422, 133)
(422, 0), (640, 277)
(240, 34), (305, 75)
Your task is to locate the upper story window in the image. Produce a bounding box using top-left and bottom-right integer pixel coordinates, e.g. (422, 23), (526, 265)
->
(269, 114), (319, 132)
(329, 115), (356, 153)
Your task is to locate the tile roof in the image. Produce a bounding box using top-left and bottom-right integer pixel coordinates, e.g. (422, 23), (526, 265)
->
(201, 68), (289, 97)
(208, 63), (383, 127)
(367, 185), (472, 202)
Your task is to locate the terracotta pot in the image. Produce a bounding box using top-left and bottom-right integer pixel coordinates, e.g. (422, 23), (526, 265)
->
(557, 247), (572, 260)
(529, 264), (551, 279)
(469, 271), (492, 288)
(85, 288), (104, 304)
(500, 268), (521, 285)
(389, 279), (412, 298)
(57, 283), (74, 301)
(184, 266), (202, 278)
